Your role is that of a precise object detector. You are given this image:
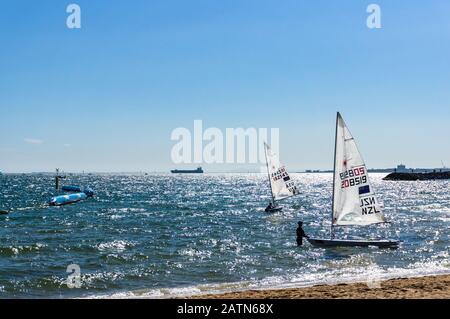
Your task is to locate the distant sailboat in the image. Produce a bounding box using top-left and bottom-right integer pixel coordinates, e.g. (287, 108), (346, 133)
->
(307, 112), (399, 248)
(263, 142), (300, 212)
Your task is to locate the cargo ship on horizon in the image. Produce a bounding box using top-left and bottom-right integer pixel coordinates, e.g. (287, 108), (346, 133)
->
(171, 167), (204, 174)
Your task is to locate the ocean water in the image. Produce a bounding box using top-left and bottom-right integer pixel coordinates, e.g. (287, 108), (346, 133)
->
(0, 173), (449, 298)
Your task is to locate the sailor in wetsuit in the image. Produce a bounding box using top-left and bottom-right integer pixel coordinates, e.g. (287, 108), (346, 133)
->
(265, 202), (275, 212)
(296, 221), (309, 246)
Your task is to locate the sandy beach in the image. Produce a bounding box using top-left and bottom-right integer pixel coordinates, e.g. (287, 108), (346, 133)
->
(189, 275), (450, 299)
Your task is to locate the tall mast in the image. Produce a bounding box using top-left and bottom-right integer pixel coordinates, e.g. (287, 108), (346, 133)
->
(264, 142), (275, 204)
(55, 168), (60, 190)
(330, 112), (339, 238)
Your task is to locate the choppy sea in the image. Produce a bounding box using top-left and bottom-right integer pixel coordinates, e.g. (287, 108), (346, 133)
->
(0, 173), (449, 298)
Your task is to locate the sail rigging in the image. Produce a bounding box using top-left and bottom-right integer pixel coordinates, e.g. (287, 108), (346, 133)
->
(264, 142), (299, 202)
(332, 113), (386, 226)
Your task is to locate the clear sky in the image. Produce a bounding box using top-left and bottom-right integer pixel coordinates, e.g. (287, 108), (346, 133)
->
(0, 0), (449, 172)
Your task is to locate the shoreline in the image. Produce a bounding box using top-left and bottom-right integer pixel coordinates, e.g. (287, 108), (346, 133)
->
(187, 274), (450, 299)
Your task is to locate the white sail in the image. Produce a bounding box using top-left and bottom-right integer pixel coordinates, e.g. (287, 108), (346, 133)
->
(332, 113), (386, 226)
(264, 142), (300, 202)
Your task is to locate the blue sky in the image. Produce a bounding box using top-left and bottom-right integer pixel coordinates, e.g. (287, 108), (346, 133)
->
(0, 0), (449, 172)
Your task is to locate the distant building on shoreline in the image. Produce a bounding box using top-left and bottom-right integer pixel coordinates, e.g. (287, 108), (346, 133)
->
(393, 164), (450, 173)
(303, 163), (450, 174)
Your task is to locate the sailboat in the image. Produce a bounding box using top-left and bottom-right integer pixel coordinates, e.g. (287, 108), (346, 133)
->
(263, 142), (300, 212)
(307, 113), (399, 248)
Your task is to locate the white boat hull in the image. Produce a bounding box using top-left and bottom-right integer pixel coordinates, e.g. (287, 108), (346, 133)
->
(307, 238), (399, 248)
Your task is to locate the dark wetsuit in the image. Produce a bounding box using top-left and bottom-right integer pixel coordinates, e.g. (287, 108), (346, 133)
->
(296, 226), (309, 246)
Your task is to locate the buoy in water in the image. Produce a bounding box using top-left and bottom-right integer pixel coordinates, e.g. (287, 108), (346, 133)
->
(48, 186), (94, 206)
(61, 185), (82, 193)
(48, 193), (87, 206)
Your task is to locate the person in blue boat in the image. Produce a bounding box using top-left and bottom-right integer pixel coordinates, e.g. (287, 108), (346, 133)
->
(296, 221), (309, 246)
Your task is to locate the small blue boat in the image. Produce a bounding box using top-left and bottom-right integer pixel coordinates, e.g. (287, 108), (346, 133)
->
(61, 185), (82, 193)
(48, 193), (87, 206)
(83, 187), (94, 197)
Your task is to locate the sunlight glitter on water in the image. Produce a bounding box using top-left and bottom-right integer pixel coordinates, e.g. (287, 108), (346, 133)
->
(0, 173), (449, 298)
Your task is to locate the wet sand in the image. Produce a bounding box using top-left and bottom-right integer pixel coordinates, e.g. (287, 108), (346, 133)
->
(189, 275), (450, 299)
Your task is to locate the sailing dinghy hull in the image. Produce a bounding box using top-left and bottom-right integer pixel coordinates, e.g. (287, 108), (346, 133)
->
(307, 238), (399, 248)
(48, 193), (87, 207)
(265, 207), (283, 213)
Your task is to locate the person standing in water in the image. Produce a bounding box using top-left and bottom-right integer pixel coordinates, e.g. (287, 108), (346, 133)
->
(296, 221), (309, 246)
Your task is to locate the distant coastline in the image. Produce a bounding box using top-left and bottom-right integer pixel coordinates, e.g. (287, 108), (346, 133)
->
(0, 164), (448, 175)
(383, 171), (450, 181)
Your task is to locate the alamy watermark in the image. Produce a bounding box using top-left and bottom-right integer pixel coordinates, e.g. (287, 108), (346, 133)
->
(367, 4), (382, 29)
(66, 4), (81, 29)
(366, 277), (383, 289)
(66, 264), (82, 288)
(64, 3), (381, 31)
(171, 120), (279, 165)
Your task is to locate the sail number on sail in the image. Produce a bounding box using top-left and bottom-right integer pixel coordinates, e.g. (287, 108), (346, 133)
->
(339, 165), (380, 216)
(360, 196), (381, 215)
(271, 167), (298, 195)
(340, 166), (367, 188)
